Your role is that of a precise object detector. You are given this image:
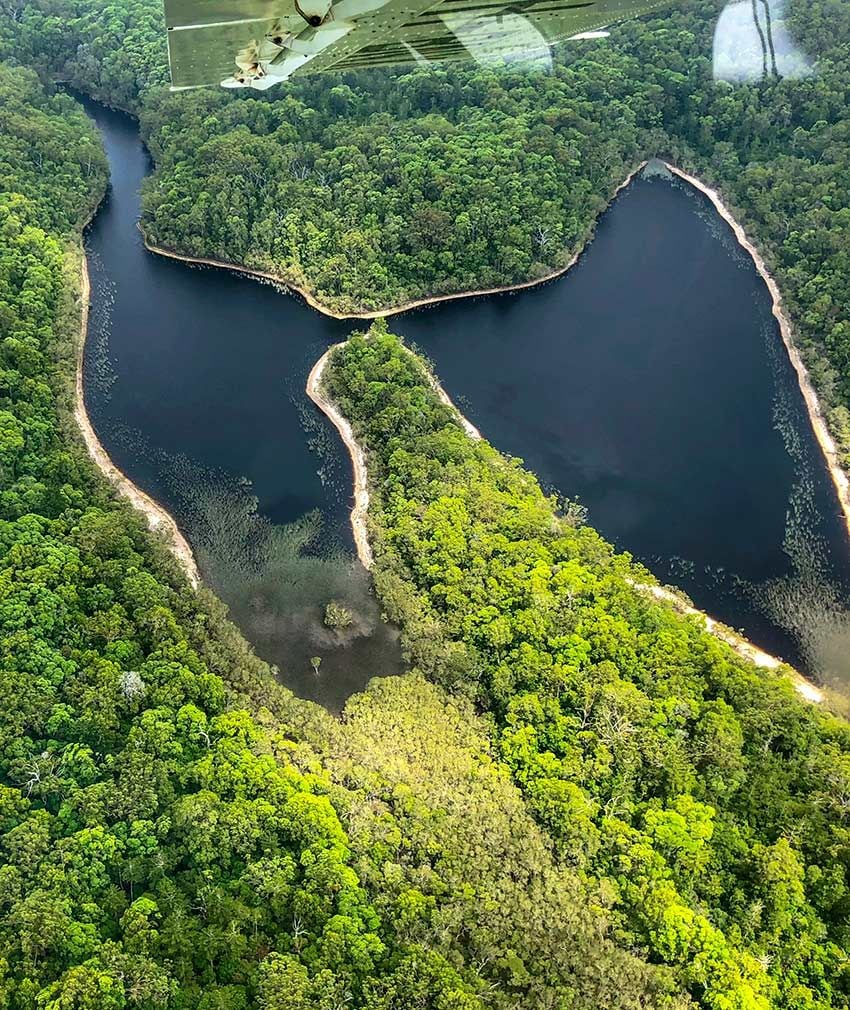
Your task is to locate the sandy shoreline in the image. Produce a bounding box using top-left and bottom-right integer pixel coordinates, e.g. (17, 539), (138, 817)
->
(141, 162), (649, 322)
(640, 582), (823, 703)
(74, 254), (201, 585)
(425, 364), (483, 441)
(664, 164), (850, 541)
(306, 338), (486, 569)
(306, 345), (373, 568)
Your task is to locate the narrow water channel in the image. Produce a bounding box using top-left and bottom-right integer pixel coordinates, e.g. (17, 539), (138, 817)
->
(82, 98), (850, 703)
(82, 99), (403, 710)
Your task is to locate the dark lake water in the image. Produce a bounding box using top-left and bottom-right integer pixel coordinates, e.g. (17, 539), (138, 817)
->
(398, 172), (850, 682)
(82, 98), (850, 703)
(82, 100), (401, 709)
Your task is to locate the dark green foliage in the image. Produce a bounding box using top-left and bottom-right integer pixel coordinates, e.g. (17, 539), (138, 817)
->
(0, 0), (168, 113)
(136, 68), (646, 312)
(0, 68), (105, 232)
(328, 325), (850, 1010)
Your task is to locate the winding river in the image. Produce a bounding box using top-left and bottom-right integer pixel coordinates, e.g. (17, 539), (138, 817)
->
(82, 98), (850, 707)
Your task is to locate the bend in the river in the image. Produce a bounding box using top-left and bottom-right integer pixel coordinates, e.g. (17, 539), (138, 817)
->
(81, 99), (403, 711)
(80, 97), (850, 705)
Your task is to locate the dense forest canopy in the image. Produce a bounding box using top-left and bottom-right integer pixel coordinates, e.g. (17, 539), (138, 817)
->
(2, 0), (850, 1006)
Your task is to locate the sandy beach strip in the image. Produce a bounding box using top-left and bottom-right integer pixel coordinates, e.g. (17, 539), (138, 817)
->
(665, 163), (850, 543)
(639, 582), (823, 703)
(75, 254), (200, 585)
(306, 344), (373, 569)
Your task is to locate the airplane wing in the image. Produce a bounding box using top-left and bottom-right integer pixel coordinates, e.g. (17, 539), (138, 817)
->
(165, 0), (677, 89)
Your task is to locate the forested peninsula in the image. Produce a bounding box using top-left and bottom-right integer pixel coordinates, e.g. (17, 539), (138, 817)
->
(4, 0), (850, 1008)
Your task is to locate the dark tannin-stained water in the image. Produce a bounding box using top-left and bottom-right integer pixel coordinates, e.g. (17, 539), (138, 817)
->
(82, 99), (850, 701)
(82, 100), (402, 710)
(396, 169), (850, 679)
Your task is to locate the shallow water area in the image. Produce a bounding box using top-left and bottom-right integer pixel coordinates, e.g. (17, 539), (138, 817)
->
(81, 95), (850, 695)
(81, 98), (402, 710)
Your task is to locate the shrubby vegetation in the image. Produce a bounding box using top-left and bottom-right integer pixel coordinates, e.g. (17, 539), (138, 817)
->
(327, 325), (850, 1010)
(324, 601), (353, 629)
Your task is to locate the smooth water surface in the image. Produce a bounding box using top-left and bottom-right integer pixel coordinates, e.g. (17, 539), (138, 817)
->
(83, 100), (850, 693)
(83, 100), (402, 710)
(398, 170), (850, 679)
